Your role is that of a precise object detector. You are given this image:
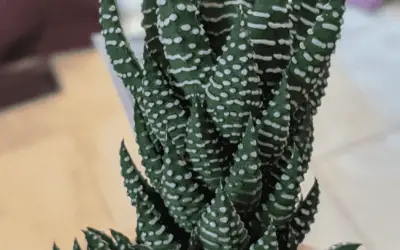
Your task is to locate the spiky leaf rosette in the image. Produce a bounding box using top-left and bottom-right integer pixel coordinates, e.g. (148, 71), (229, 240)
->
(157, 0), (214, 95)
(257, 74), (291, 167)
(57, 0), (360, 249)
(185, 98), (228, 189)
(249, 224), (279, 250)
(160, 136), (207, 232)
(287, 0), (345, 108)
(205, 6), (262, 144)
(135, 190), (182, 249)
(198, 185), (250, 250)
(140, 50), (188, 150)
(247, 0), (292, 93)
(224, 118), (263, 213)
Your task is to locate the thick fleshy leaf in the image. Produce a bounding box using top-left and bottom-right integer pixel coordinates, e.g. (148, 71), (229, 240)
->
(288, 0), (301, 53)
(135, 190), (182, 249)
(110, 229), (134, 249)
(289, 178), (320, 245)
(198, 184), (250, 250)
(287, 0), (345, 108)
(141, 0), (168, 74)
(327, 243), (362, 250)
(199, 0), (237, 56)
(83, 230), (111, 250)
(291, 107), (314, 174)
(205, 6), (262, 144)
(249, 224), (279, 250)
(225, 118), (263, 213)
(263, 145), (303, 226)
(309, 61), (331, 115)
(73, 239), (82, 250)
(120, 140), (181, 239)
(248, 0), (292, 93)
(99, 0), (142, 95)
(53, 243), (60, 250)
(291, 0), (319, 52)
(257, 74), (291, 166)
(185, 97), (228, 189)
(119, 141), (154, 207)
(157, 0), (214, 95)
(133, 101), (164, 190)
(160, 136), (206, 232)
(140, 50), (188, 151)
(87, 228), (116, 250)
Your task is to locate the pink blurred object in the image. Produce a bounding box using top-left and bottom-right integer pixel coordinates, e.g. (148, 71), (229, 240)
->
(346, 0), (383, 10)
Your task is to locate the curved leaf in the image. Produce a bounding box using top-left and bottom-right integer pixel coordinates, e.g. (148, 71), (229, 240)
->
(185, 98), (228, 189)
(136, 190), (181, 249)
(140, 50), (188, 151)
(99, 0), (143, 96)
(160, 135), (206, 232)
(225, 118), (263, 213)
(289, 178), (320, 245)
(205, 6), (262, 144)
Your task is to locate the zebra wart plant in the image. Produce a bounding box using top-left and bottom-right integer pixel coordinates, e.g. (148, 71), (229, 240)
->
(54, 0), (361, 249)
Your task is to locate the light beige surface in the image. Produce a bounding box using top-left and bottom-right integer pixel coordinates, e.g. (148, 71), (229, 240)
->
(0, 49), (397, 250)
(0, 50), (138, 249)
(312, 131), (400, 250)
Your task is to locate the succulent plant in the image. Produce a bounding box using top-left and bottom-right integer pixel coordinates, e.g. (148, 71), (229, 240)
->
(54, 0), (362, 249)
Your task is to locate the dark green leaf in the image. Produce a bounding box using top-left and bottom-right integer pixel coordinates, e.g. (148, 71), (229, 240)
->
(328, 243), (362, 250)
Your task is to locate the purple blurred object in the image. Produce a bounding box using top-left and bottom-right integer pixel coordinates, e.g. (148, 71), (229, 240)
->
(346, 0), (383, 10)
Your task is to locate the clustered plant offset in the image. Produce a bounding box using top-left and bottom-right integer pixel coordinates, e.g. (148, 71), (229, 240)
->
(54, 0), (362, 249)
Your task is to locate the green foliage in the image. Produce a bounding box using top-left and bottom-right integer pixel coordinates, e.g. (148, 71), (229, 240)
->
(54, 0), (362, 249)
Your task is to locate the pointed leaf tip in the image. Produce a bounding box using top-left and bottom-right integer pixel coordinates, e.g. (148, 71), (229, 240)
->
(52, 242), (60, 250)
(249, 224), (278, 250)
(73, 238), (82, 250)
(328, 243), (362, 250)
(199, 184), (250, 249)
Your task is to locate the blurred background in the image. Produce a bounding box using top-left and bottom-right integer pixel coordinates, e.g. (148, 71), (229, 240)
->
(0, 0), (399, 249)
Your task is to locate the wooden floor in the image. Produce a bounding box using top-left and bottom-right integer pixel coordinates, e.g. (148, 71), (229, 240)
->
(0, 47), (398, 250)
(0, 50), (140, 249)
